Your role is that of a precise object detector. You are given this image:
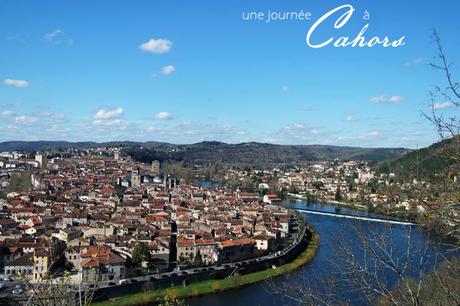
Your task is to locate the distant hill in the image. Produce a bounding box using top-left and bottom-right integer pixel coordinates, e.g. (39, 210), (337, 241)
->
(0, 140), (409, 164)
(377, 137), (459, 182)
(0, 141), (150, 152)
(0, 141), (98, 152)
(125, 141), (410, 165)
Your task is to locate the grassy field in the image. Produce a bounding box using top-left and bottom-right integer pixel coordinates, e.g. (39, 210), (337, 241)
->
(93, 231), (320, 306)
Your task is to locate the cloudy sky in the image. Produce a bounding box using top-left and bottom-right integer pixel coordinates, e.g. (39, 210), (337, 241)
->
(1, 0), (459, 148)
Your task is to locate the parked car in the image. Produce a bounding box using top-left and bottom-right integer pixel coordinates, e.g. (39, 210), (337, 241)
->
(118, 279), (130, 285)
(12, 285), (23, 295)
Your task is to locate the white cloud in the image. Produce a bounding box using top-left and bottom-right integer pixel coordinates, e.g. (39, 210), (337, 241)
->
(297, 106), (315, 112)
(282, 85), (289, 92)
(404, 58), (424, 67)
(369, 96), (386, 103)
(161, 65), (176, 76)
(336, 131), (382, 142)
(36, 111), (55, 118)
(345, 115), (354, 122)
(140, 38), (172, 54)
(92, 119), (125, 127)
(43, 29), (73, 45)
(364, 131), (380, 139)
(1, 110), (13, 116)
(154, 112), (174, 120)
(92, 108), (125, 127)
(264, 122), (325, 144)
(144, 126), (161, 132)
(3, 79), (29, 88)
(369, 95), (404, 104)
(432, 101), (455, 110)
(93, 108), (124, 120)
(14, 115), (38, 125)
(44, 30), (63, 42)
(388, 96), (404, 103)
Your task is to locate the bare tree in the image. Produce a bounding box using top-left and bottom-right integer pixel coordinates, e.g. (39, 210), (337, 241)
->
(267, 271), (337, 306)
(270, 221), (458, 306)
(333, 222), (431, 306)
(418, 29), (460, 238)
(424, 29), (460, 161)
(20, 271), (95, 306)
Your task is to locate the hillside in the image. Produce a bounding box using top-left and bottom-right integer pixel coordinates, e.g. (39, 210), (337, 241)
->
(125, 141), (410, 165)
(377, 137), (459, 182)
(0, 140), (410, 164)
(0, 141), (148, 152)
(0, 141), (98, 152)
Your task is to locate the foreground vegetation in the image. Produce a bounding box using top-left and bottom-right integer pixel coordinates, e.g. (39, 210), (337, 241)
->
(93, 231), (319, 306)
(377, 257), (460, 306)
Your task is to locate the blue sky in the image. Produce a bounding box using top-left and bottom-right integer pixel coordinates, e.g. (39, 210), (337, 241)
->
(1, 0), (459, 148)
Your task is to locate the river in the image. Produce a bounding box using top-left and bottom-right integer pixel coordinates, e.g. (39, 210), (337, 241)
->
(185, 199), (459, 306)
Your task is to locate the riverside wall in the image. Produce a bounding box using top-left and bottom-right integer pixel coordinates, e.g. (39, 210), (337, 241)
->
(93, 223), (313, 302)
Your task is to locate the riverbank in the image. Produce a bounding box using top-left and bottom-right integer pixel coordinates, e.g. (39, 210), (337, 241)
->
(287, 194), (423, 222)
(93, 230), (319, 306)
(287, 193), (368, 210)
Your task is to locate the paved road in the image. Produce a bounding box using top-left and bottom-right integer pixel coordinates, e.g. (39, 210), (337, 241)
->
(0, 280), (22, 302)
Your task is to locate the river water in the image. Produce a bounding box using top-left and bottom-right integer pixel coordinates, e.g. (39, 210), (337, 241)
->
(186, 199), (459, 306)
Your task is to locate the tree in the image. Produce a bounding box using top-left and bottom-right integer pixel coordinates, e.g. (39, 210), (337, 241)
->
(424, 30), (460, 159)
(420, 30), (460, 238)
(334, 188), (342, 201)
(288, 185), (299, 194)
(270, 221), (459, 306)
(193, 250), (203, 267)
(314, 181), (324, 189)
(132, 243), (151, 268)
(158, 290), (187, 306)
(21, 271), (94, 306)
(368, 180), (377, 193)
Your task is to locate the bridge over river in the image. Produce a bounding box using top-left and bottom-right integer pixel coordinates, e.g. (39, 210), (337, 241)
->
(294, 208), (417, 225)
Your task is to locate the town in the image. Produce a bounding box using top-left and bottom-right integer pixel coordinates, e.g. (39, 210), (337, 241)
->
(0, 147), (303, 301)
(216, 160), (446, 216)
(0, 144), (458, 302)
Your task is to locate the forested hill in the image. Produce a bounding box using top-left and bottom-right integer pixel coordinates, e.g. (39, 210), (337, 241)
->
(0, 140), (410, 164)
(125, 141), (410, 165)
(376, 137), (459, 182)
